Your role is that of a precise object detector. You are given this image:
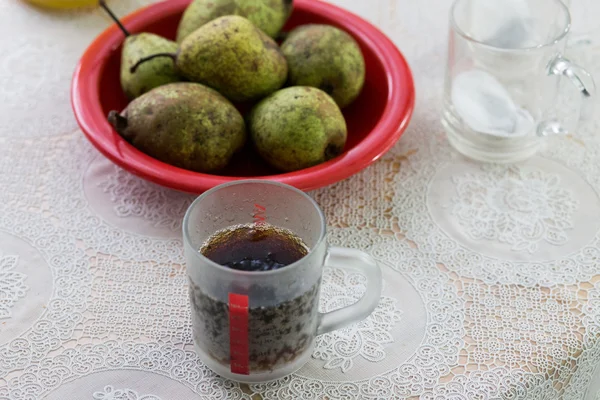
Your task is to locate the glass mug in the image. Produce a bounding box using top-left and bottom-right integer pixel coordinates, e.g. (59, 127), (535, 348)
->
(442, 0), (596, 163)
(183, 180), (382, 382)
(564, 0), (600, 90)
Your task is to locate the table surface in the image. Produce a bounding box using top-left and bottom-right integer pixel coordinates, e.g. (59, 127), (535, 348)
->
(1, 0), (600, 399)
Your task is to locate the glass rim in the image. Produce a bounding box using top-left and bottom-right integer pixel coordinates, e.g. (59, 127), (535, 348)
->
(450, 0), (571, 52)
(182, 179), (328, 277)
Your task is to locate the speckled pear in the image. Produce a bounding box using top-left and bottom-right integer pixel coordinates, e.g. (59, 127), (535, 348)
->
(281, 24), (366, 108)
(120, 33), (180, 99)
(248, 86), (347, 172)
(108, 83), (246, 172)
(176, 0), (293, 42)
(176, 15), (288, 102)
(99, 1), (180, 100)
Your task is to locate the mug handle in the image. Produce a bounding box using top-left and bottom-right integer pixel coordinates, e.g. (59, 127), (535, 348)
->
(316, 247), (382, 336)
(537, 55), (596, 136)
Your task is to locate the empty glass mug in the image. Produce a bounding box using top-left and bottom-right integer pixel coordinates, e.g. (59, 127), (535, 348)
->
(183, 180), (382, 382)
(442, 0), (595, 162)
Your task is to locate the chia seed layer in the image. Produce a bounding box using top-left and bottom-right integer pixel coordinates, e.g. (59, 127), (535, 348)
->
(189, 280), (320, 373)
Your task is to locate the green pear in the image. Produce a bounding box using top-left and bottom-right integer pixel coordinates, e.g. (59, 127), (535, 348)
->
(176, 0), (293, 43)
(108, 83), (246, 172)
(248, 86), (347, 172)
(176, 15), (288, 102)
(281, 24), (366, 108)
(120, 33), (180, 100)
(100, 1), (180, 100)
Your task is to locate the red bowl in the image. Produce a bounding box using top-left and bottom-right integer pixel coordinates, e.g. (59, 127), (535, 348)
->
(72, 0), (415, 193)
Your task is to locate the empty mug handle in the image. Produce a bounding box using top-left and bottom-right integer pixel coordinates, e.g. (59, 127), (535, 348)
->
(537, 55), (596, 136)
(316, 247), (382, 335)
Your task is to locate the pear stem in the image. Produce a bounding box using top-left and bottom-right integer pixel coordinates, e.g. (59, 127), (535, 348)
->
(108, 110), (128, 133)
(99, 0), (131, 37)
(130, 53), (177, 73)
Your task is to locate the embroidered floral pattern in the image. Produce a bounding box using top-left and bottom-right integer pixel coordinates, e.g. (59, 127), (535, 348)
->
(450, 165), (578, 253)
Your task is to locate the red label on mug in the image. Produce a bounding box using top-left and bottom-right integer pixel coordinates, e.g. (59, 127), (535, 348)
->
(253, 203), (266, 225)
(229, 293), (249, 375)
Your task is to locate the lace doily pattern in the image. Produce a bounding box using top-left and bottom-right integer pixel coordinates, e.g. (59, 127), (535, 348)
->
(464, 283), (580, 369)
(314, 268), (403, 373)
(450, 166), (578, 254)
(97, 164), (193, 234)
(0, 209), (89, 376)
(0, 137), (55, 211)
(93, 385), (162, 400)
(0, 254), (27, 320)
(312, 154), (403, 229)
(560, 280), (600, 400)
(0, 341), (249, 400)
(461, 282), (587, 399)
(85, 255), (191, 344)
(0, 230), (53, 350)
(422, 367), (559, 400)
(391, 121), (600, 286)
(563, 340), (600, 400)
(38, 134), (185, 264)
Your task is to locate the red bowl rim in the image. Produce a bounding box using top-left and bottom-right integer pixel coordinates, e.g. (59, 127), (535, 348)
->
(71, 0), (415, 193)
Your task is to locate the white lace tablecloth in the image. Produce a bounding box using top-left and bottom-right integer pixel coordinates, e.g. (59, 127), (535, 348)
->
(1, 0), (600, 399)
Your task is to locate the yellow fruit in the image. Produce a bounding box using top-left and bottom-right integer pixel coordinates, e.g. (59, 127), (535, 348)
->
(24, 0), (98, 9)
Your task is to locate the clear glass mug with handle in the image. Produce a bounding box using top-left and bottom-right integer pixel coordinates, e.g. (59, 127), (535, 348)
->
(564, 0), (600, 93)
(183, 180), (382, 383)
(442, 0), (595, 163)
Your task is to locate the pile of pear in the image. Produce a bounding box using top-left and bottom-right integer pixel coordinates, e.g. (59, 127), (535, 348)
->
(104, 0), (366, 173)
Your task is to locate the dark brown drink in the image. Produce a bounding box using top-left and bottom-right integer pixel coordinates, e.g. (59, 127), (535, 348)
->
(190, 223), (319, 373)
(201, 223), (308, 271)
